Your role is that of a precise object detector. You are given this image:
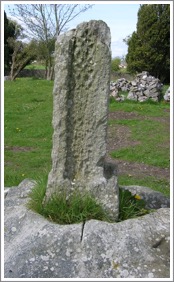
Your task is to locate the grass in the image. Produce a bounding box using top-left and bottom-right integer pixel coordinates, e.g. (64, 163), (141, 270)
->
(109, 119), (169, 168)
(109, 96), (170, 196)
(118, 175), (170, 197)
(4, 78), (170, 197)
(4, 78), (53, 186)
(118, 188), (149, 221)
(24, 64), (45, 70)
(27, 177), (113, 224)
(109, 96), (170, 117)
(27, 177), (149, 224)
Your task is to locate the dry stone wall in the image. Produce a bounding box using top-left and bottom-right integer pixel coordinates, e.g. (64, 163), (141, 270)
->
(110, 71), (163, 102)
(128, 71), (163, 102)
(4, 69), (46, 79)
(110, 78), (131, 101)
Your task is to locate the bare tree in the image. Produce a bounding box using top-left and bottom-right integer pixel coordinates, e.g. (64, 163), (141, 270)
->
(9, 4), (93, 80)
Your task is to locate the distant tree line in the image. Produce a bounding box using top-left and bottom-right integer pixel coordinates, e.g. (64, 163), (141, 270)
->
(5, 4), (170, 83)
(4, 4), (92, 81)
(4, 11), (15, 71)
(124, 4), (170, 83)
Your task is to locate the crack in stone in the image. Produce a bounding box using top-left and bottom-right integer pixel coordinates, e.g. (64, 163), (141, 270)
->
(80, 221), (85, 242)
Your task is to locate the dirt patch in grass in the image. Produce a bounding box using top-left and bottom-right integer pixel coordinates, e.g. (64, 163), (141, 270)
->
(109, 111), (140, 120)
(112, 159), (170, 180)
(107, 123), (141, 152)
(106, 111), (170, 183)
(5, 146), (35, 152)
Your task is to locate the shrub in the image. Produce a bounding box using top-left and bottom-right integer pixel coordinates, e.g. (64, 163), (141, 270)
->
(111, 57), (121, 72)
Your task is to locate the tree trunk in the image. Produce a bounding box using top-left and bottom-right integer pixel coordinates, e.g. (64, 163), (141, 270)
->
(46, 57), (54, 80)
(10, 54), (33, 81)
(46, 65), (54, 80)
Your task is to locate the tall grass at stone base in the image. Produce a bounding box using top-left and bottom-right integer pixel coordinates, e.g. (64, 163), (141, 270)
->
(27, 176), (149, 224)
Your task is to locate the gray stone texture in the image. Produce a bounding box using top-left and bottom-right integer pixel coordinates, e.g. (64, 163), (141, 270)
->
(120, 185), (170, 209)
(4, 180), (170, 278)
(110, 71), (164, 102)
(45, 20), (119, 220)
(164, 87), (170, 102)
(127, 71), (163, 102)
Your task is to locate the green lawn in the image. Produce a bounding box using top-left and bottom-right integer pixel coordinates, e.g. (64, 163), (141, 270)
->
(109, 118), (169, 168)
(4, 78), (53, 186)
(24, 64), (46, 70)
(109, 95), (170, 196)
(4, 78), (170, 197)
(109, 96), (170, 117)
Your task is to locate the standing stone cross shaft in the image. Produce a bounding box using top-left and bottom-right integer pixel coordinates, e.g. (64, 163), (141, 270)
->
(44, 20), (119, 221)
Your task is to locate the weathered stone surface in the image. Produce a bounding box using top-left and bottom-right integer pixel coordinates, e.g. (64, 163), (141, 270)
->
(120, 185), (170, 209)
(4, 180), (170, 278)
(110, 79), (131, 101)
(111, 72), (164, 103)
(164, 87), (170, 102)
(45, 20), (119, 220)
(4, 179), (36, 206)
(127, 91), (138, 101)
(127, 71), (163, 102)
(138, 96), (148, 102)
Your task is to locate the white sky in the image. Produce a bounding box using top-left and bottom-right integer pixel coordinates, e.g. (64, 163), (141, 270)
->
(68, 3), (140, 58)
(3, 1), (140, 58)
